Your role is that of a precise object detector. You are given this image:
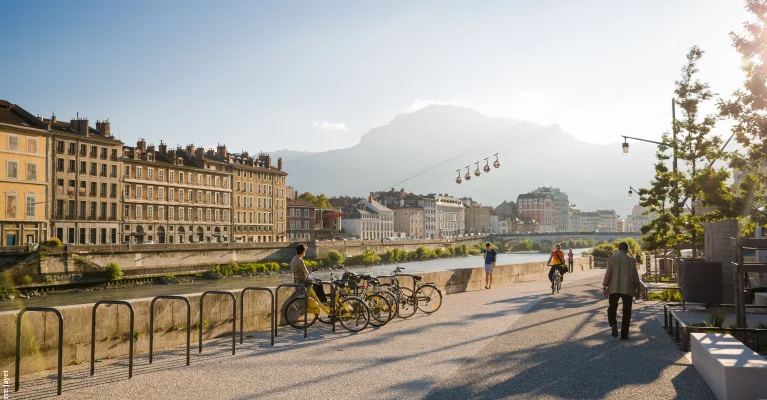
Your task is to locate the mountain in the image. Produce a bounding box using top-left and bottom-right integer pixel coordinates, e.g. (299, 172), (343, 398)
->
(273, 105), (660, 217)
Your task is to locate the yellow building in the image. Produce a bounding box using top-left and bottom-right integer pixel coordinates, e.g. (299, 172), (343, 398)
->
(0, 101), (50, 245)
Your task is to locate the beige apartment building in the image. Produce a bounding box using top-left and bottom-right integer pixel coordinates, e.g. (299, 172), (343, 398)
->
(122, 141), (233, 244)
(218, 147), (287, 243)
(393, 206), (424, 238)
(48, 116), (123, 245)
(0, 101), (51, 245)
(465, 205), (492, 234)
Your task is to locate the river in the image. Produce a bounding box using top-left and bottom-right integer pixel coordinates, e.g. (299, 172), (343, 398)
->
(0, 249), (590, 312)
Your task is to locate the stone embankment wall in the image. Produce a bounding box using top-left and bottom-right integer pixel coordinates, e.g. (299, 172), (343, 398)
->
(2, 236), (486, 283)
(0, 256), (592, 377)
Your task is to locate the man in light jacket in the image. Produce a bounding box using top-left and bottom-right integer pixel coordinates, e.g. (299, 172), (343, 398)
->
(602, 242), (641, 340)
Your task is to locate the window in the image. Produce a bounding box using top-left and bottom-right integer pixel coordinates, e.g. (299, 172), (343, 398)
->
(290, 221), (295, 230)
(125, 165), (131, 177)
(111, 203), (116, 218)
(188, 190), (193, 203)
(178, 189), (184, 202)
(25, 195), (35, 218)
(237, 182), (241, 191)
(136, 205), (142, 220)
(290, 209), (294, 217)
(56, 140), (65, 153)
(197, 191), (202, 203)
(124, 205), (131, 218)
(101, 164), (107, 177)
(249, 183), (253, 192)
(158, 170), (164, 182)
(206, 192), (211, 204)
(224, 193), (229, 206)
(169, 207), (174, 221)
(199, 208), (204, 221)
(304, 209), (309, 217)
(158, 187), (164, 201)
(101, 183), (107, 196)
(223, 210), (229, 222)
(168, 189), (174, 202)
(90, 162), (97, 176)
(169, 170), (175, 183)
(179, 172), (184, 184)
(6, 161), (18, 179)
(148, 168), (154, 180)
(214, 176), (220, 188)
(91, 145), (97, 158)
(27, 138), (37, 154)
(206, 175), (211, 187)
(147, 186), (154, 201)
(147, 206), (153, 220)
(188, 208), (193, 222)
(178, 207), (184, 221)
(158, 206), (164, 220)
(57, 158), (64, 172)
(215, 209), (220, 222)
(136, 185), (142, 200)
(7, 135), (19, 151)
(205, 209), (211, 221)
(214, 193), (220, 205)
(189, 173), (194, 185)
(197, 174), (202, 185)
(137, 167), (143, 179)
(223, 178), (228, 189)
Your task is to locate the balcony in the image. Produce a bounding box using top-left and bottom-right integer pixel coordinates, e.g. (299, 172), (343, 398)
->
(110, 155), (118, 161)
(67, 188), (75, 196)
(68, 149), (76, 156)
(90, 152), (97, 159)
(89, 192), (96, 197)
(110, 193), (117, 198)
(78, 189), (86, 196)
(100, 192), (107, 198)
(79, 151), (86, 157)
(98, 216), (106, 221)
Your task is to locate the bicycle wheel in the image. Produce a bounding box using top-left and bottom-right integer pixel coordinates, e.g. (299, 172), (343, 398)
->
(395, 287), (417, 319)
(366, 294), (393, 327)
(416, 284), (442, 314)
(380, 290), (398, 322)
(337, 297), (370, 332)
(284, 297), (319, 329)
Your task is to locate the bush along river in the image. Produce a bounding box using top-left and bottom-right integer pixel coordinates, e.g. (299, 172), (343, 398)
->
(0, 247), (590, 312)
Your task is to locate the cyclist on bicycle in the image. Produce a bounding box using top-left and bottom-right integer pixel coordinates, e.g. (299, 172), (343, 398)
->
(547, 243), (568, 284)
(291, 243), (326, 302)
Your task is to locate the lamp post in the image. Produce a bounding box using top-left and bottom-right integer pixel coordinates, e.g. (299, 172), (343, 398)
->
(628, 186), (638, 198)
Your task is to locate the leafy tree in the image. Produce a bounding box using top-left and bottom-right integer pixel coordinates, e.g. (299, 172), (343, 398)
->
(327, 250), (344, 265)
(299, 192), (333, 210)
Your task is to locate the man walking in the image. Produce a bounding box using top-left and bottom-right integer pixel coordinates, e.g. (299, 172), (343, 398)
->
(484, 242), (497, 289)
(567, 248), (574, 273)
(603, 242), (641, 340)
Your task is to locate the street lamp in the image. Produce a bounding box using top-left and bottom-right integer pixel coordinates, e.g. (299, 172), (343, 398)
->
(628, 186), (638, 198)
(622, 140), (629, 154)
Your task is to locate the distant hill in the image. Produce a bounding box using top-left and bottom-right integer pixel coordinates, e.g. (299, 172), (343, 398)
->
(273, 105), (659, 217)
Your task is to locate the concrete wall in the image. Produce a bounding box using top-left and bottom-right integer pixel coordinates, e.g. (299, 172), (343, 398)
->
(703, 220), (738, 304)
(1, 256), (592, 377)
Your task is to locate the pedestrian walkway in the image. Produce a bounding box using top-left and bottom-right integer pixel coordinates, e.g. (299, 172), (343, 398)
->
(15, 270), (713, 399)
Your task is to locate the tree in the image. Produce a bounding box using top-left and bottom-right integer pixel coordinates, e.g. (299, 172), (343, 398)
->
(639, 46), (724, 254)
(715, 0), (767, 233)
(299, 192), (332, 210)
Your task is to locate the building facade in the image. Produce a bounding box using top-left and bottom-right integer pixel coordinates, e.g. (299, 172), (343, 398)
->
(49, 116), (123, 245)
(626, 205), (656, 233)
(0, 101), (50, 245)
(531, 187), (569, 232)
(465, 204), (492, 234)
(516, 193), (555, 232)
(287, 197), (316, 241)
(431, 194), (464, 238)
(122, 141), (233, 244)
(341, 199), (394, 240)
(393, 206), (424, 238)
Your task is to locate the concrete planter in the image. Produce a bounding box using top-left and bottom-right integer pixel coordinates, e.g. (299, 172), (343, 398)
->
(679, 259), (722, 304)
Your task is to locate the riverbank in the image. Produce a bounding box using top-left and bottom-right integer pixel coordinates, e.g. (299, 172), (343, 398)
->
(2, 256), (594, 377)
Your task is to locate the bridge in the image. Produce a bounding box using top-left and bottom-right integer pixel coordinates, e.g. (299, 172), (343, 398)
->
(489, 231), (642, 249)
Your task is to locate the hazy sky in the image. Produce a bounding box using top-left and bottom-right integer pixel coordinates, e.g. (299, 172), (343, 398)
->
(0, 1), (750, 153)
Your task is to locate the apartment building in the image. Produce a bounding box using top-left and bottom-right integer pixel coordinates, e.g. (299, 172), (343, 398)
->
(287, 197), (316, 241)
(463, 200), (492, 234)
(122, 141), (233, 244)
(49, 116), (123, 245)
(531, 187), (569, 232)
(393, 206), (424, 238)
(0, 101), (50, 245)
(516, 193), (555, 232)
(342, 198), (394, 240)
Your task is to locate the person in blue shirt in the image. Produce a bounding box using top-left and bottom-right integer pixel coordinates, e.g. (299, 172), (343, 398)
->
(484, 242), (498, 289)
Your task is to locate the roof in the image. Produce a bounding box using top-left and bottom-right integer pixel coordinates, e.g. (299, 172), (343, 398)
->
(0, 100), (48, 130)
(287, 198), (316, 208)
(364, 199), (393, 214)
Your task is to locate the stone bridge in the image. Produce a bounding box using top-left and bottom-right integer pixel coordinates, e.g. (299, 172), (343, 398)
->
(489, 231), (641, 250)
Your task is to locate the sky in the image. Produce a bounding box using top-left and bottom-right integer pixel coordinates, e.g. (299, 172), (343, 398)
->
(0, 1), (751, 154)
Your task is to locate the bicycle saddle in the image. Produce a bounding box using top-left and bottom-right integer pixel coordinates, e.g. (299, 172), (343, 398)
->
(413, 275), (423, 281)
(334, 281), (348, 288)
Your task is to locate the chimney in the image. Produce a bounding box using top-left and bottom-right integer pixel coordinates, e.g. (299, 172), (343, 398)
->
(369, 192), (374, 202)
(147, 145), (155, 153)
(70, 118), (89, 136)
(242, 150), (249, 159)
(216, 144), (227, 158)
(51, 113), (56, 123)
(277, 157), (283, 171)
(185, 144), (195, 155)
(167, 149), (176, 162)
(194, 147), (205, 164)
(96, 120), (111, 137)
(137, 138), (147, 152)
(158, 141), (167, 155)
(206, 148), (214, 156)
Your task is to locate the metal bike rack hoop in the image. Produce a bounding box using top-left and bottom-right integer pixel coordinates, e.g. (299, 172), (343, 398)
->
(150, 295), (191, 365)
(199, 291), (237, 355)
(274, 284), (307, 339)
(15, 307), (64, 395)
(240, 287), (274, 346)
(91, 300), (134, 379)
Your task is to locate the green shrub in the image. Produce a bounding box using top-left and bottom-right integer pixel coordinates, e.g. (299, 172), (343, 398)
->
(22, 275), (33, 285)
(133, 330), (143, 342)
(446, 246), (455, 256)
(40, 238), (62, 247)
(415, 246), (433, 260)
(360, 249), (381, 265)
(327, 250), (344, 266)
(709, 308), (727, 329)
(434, 248), (445, 258)
(255, 265), (268, 273)
(468, 247), (481, 255)
(105, 262), (123, 281)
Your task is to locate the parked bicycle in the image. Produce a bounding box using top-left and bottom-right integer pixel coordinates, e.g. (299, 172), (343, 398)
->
(326, 268), (393, 327)
(283, 277), (370, 332)
(380, 267), (443, 317)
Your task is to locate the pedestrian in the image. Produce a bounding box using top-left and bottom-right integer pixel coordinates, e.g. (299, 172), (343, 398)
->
(567, 248), (574, 273)
(290, 243), (326, 302)
(602, 242), (641, 340)
(635, 253), (642, 269)
(547, 244), (567, 285)
(484, 242), (497, 289)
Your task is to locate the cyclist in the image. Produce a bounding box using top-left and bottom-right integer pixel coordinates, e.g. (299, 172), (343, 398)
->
(547, 243), (567, 287)
(290, 243), (326, 302)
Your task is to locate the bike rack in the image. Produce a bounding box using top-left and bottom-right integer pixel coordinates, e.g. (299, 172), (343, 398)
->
(318, 281), (337, 333)
(91, 300), (134, 379)
(150, 296), (191, 365)
(239, 287), (274, 346)
(274, 284), (307, 339)
(15, 307), (64, 395)
(199, 291), (236, 355)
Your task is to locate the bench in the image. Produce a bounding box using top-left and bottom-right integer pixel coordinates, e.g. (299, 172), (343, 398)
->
(691, 333), (767, 400)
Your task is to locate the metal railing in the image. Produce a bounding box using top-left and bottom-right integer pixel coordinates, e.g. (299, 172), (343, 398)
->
(15, 307), (64, 395)
(91, 300), (134, 379)
(664, 303), (767, 354)
(198, 291), (236, 355)
(239, 287), (274, 346)
(274, 284), (307, 339)
(150, 296), (191, 365)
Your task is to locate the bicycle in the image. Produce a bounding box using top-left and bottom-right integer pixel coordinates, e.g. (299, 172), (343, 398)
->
(551, 268), (562, 294)
(283, 278), (370, 332)
(383, 267), (443, 316)
(329, 268), (393, 327)
(377, 268), (418, 319)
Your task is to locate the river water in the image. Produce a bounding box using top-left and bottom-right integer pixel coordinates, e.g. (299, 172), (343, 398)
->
(0, 249), (590, 312)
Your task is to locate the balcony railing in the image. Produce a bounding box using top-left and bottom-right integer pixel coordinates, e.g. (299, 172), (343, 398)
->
(110, 155), (118, 161)
(110, 193), (117, 198)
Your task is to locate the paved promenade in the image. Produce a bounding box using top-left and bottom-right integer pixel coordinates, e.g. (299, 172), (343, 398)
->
(15, 269), (713, 399)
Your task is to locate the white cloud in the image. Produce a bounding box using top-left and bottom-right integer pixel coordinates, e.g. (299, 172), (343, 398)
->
(313, 121), (349, 131)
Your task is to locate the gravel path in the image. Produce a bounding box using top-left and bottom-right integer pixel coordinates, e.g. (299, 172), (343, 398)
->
(12, 270), (713, 400)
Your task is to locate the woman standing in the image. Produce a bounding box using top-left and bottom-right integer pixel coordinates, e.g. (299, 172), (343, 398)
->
(567, 248), (574, 273)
